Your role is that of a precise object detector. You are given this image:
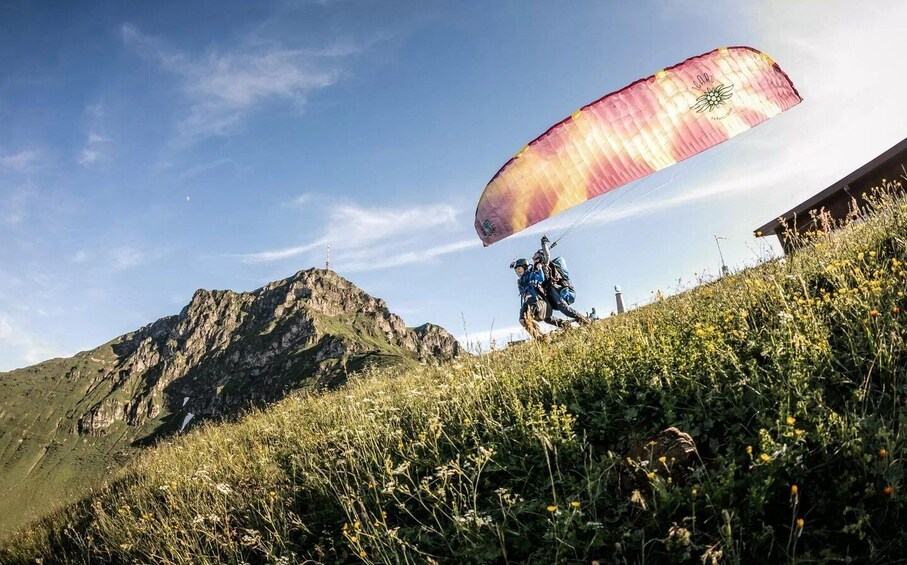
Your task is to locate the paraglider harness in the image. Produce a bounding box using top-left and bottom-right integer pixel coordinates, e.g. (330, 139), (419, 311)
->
(547, 256), (576, 305)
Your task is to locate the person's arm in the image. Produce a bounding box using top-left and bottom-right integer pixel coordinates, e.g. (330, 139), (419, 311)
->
(540, 236), (552, 264)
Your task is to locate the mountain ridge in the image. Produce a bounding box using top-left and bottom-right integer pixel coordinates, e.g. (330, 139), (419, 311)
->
(0, 268), (461, 533)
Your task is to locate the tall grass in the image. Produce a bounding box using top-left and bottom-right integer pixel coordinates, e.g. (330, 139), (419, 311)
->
(4, 191), (907, 563)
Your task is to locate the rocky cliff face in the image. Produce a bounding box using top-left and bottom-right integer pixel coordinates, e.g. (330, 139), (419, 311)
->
(69, 268), (461, 437)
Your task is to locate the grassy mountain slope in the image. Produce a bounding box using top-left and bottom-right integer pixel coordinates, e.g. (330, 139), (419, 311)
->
(0, 270), (460, 536)
(6, 194), (907, 563)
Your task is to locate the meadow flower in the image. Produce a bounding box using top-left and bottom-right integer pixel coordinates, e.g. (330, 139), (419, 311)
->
(796, 518), (804, 529)
(745, 445), (753, 455)
(790, 485), (798, 496)
(571, 501), (581, 508)
(884, 485), (895, 496)
(658, 456), (667, 464)
(760, 453), (771, 462)
(870, 310), (880, 318)
(786, 416), (796, 425)
(547, 505), (557, 512)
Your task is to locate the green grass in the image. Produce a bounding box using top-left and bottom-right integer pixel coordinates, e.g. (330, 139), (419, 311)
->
(0, 280), (441, 537)
(6, 192), (907, 563)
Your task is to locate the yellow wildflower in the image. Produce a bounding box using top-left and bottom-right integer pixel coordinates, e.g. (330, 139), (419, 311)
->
(760, 453), (771, 462)
(746, 445), (753, 455)
(880, 448), (888, 457)
(786, 416), (796, 425)
(790, 484), (798, 496)
(571, 501), (581, 508)
(658, 456), (667, 464)
(547, 505), (557, 512)
(796, 518), (804, 529)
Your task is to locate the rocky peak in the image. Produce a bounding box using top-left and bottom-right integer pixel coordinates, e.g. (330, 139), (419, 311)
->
(73, 268), (461, 438)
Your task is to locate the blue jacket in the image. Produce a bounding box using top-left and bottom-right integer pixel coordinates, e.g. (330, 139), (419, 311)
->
(517, 267), (545, 302)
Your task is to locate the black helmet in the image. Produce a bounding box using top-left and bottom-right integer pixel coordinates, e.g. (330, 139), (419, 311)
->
(532, 249), (545, 264)
(510, 258), (529, 270)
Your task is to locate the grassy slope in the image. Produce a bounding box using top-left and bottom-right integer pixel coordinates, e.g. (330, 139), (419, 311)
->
(5, 196), (907, 563)
(0, 345), (156, 535)
(0, 305), (430, 537)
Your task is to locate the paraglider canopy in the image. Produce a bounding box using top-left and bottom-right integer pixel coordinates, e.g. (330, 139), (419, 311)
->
(475, 46), (802, 246)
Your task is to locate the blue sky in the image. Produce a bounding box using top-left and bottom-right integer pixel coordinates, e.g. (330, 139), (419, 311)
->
(2, 0), (907, 369)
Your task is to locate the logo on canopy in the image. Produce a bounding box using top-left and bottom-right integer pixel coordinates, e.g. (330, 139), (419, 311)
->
(690, 73), (735, 119)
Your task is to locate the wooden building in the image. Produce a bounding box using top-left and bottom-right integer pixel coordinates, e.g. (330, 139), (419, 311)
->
(754, 137), (907, 252)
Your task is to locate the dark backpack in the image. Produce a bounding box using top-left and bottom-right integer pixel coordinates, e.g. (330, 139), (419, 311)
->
(549, 256), (571, 287)
(550, 257), (575, 304)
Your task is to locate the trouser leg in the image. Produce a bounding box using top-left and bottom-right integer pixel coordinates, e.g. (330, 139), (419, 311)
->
(547, 287), (591, 325)
(547, 288), (580, 319)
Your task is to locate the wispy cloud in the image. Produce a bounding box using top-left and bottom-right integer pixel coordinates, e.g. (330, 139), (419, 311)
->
(342, 239), (479, 272)
(0, 186), (35, 226)
(0, 149), (41, 172)
(109, 246), (144, 270)
(78, 103), (111, 167)
(283, 193), (315, 207)
(120, 23), (358, 141)
(177, 158), (240, 180)
(232, 202), (470, 269)
(234, 240), (327, 263)
(0, 312), (60, 367)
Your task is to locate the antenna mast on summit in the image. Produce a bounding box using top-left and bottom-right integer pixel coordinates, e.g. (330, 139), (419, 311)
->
(326, 243), (331, 271)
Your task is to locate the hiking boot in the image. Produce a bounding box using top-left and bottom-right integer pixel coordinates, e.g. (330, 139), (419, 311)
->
(577, 314), (593, 326)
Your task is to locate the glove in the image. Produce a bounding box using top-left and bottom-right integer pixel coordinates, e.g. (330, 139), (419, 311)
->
(541, 235), (549, 245)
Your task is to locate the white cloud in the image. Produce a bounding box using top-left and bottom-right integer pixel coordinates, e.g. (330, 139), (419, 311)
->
(78, 102), (112, 168)
(110, 247), (144, 270)
(0, 150), (41, 172)
(120, 23), (356, 141)
(72, 250), (89, 263)
(177, 158), (239, 180)
(284, 193), (315, 207)
(325, 204), (458, 249)
(0, 186), (35, 226)
(78, 148), (100, 166)
(234, 202), (462, 265)
(235, 240), (327, 263)
(0, 312), (60, 368)
(341, 239), (478, 272)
